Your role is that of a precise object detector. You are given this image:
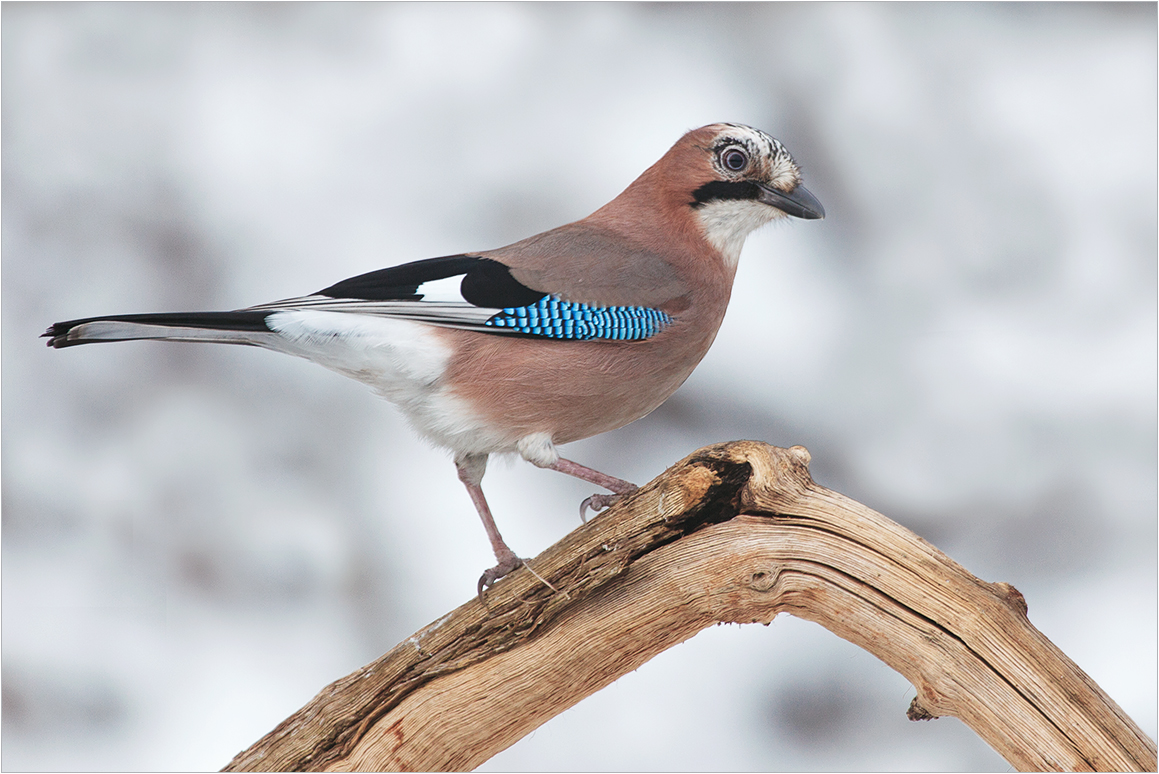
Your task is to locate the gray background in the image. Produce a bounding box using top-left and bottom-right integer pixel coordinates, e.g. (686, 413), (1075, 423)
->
(3, 3), (1155, 771)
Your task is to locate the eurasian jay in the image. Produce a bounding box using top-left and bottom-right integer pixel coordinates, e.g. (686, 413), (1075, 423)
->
(44, 123), (824, 595)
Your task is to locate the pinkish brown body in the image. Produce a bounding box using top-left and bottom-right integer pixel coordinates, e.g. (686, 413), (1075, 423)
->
(44, 123), (824, 591)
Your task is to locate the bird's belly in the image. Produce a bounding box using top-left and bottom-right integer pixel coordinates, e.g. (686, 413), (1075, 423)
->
(265, 311), (719, 457)
(439, 324), (715, 447)
(265, 310), (515, 455)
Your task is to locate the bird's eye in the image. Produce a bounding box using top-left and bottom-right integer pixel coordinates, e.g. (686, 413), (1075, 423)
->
(721, 147), (749, 172)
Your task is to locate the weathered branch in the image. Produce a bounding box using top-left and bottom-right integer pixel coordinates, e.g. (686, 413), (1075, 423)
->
(224, 441), (1156, 772)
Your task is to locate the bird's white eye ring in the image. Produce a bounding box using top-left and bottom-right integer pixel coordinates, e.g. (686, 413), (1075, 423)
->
(721, 146), (749, 172)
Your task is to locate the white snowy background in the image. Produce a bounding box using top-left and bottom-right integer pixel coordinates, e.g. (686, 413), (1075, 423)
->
(3, 4), (1155, 771)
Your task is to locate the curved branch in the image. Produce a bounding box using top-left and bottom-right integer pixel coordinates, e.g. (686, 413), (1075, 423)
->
(223, 442), (1156, 772)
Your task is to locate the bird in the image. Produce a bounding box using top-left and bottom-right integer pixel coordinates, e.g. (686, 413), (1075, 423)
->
(44, 122), (824, 597)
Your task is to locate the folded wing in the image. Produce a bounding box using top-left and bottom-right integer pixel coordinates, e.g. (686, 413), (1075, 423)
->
(44, 254), (673, 348)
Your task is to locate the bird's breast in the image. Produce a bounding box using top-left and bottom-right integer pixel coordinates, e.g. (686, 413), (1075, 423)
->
(438, 291), (729, 447)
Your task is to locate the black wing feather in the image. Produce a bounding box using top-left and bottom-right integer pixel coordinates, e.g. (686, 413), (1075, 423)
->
(317, 254), (545, 308)
(459, 259), (546, 308)
(317, 255), (479, 300)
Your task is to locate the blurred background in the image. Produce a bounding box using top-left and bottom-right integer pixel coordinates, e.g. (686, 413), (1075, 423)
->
(3, 3), (1155, 771)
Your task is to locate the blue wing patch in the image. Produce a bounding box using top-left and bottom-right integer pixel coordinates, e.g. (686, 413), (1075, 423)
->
(485, 295), (672, 341)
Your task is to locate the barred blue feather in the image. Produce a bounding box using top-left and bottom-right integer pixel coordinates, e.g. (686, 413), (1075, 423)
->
(485, 295), (672, 341)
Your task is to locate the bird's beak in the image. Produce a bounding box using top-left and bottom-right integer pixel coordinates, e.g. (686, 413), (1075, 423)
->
(758, 182), (825, 220)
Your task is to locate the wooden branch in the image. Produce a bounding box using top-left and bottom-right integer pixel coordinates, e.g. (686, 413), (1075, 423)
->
(223, 441), (1156, 772)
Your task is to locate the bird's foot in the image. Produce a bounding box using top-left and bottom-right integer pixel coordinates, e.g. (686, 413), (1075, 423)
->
(476, 553), (562, 604)
(580, 484), (639, 522)
(477, 552), (526, 601)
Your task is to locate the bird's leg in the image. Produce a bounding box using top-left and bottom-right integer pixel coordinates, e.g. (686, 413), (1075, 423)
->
(548, 457), (639, 521)
(456, 453), (524, 598)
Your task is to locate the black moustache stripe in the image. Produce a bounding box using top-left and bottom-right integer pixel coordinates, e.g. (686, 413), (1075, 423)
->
(689, 180), (762, 209)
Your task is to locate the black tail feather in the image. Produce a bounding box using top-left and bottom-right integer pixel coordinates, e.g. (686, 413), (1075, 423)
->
(43, 311), (273, 348)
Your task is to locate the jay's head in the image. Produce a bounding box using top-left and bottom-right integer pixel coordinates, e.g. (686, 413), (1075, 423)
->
(609, 123), (824, 266)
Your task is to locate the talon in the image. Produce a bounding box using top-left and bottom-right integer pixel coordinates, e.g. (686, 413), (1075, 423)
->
(476, 554), (526, 603)
(579, 497), (594, 522)
(579, 490), (635, 521)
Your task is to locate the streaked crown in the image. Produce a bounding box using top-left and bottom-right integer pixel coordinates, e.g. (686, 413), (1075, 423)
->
(703, 123), (802, 193)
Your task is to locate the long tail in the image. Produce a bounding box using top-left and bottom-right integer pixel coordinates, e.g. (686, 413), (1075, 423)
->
(43, 311), (276, 349)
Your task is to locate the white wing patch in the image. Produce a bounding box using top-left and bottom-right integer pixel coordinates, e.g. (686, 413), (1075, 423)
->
(413, 274), (470, 303)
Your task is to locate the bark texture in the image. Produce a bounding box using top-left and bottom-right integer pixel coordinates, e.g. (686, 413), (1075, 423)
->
(224, 442), (1157, 772)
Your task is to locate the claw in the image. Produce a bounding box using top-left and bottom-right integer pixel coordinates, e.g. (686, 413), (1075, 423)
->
(476, 554), (526, 602)
(476, 556), (563, 603)
(579, 492), (626, 522)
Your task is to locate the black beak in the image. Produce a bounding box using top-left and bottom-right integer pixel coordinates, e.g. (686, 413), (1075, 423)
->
(758, 182), (825, 220)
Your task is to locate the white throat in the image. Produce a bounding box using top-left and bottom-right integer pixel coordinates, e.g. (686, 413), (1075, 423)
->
(694, 199), (781, 268)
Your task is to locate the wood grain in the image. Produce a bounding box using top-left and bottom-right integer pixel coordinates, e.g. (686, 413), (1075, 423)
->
(224, 442), (1156, 772)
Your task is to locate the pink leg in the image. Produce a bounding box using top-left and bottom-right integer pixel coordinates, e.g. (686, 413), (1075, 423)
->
(548, 457), (639, 521)
(456, 454), (524, 598)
